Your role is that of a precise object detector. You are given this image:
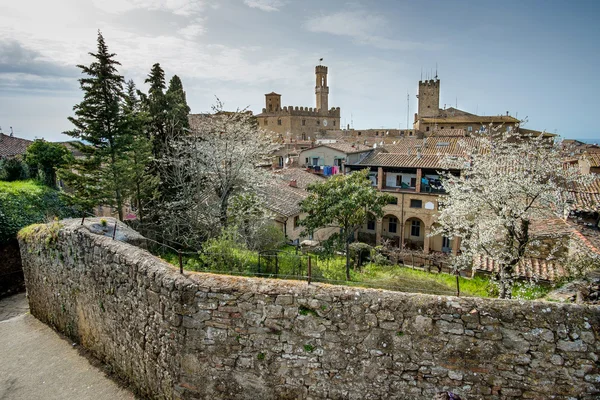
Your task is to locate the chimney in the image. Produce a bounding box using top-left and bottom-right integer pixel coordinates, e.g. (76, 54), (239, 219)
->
(506, 111), (509, 116)
(416, 149), (422, 159)
(289, 179), (297, 188)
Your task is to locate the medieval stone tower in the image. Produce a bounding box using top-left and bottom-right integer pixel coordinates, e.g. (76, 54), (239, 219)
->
(315, 65), (329, 115)
(417, 78), (440, 118)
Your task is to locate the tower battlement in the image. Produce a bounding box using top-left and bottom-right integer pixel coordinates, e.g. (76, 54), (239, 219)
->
(315, 65), (328, 74)
(260, 106), (340, 117)
(418, 79), (440, 87)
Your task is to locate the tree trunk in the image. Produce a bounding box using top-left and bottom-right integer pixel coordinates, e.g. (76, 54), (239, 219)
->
(498, 265), (513, 299)
(345, 238), (351, 281)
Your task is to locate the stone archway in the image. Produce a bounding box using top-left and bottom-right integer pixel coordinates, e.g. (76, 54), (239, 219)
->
(379, 214), (402, 247)
(403, 217), (426, 251)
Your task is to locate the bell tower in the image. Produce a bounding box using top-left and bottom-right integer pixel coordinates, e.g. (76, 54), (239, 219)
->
(315, 65), (329, 115)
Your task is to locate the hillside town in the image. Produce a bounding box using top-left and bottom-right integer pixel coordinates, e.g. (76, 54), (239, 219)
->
(1, 2), (599, 399)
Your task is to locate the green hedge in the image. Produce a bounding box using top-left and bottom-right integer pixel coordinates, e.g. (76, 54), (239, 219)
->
(0, 180), (77, 244)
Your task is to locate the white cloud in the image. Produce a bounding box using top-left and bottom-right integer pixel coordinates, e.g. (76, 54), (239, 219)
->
(243, 0), (284, 12)
(91, 0), (207, 16)
(304, 10), (424, 50)
(178, 22), (205, 39)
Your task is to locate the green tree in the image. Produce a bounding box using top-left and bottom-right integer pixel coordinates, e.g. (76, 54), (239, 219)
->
(25, 140), (71, 187)
(299, 169), (394, 280)
(142, 63), (168, 159)
(123, 80), (156, 223)
(166, 75), (191, 132)
(59, 31), (129, 221)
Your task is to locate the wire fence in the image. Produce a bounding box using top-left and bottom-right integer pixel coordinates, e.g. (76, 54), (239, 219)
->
(78, 213), (462, 297)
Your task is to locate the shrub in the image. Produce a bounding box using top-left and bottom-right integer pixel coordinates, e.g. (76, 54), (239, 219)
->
(0, 180), (77, 244)
(0, 157), (28, 181)
(200, 227), (254, 272)
(247, 223), (286, 253)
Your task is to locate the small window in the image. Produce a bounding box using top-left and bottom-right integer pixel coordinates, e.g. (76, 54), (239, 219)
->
(302, 133), (307, 140)
(305, 157), (309, 164)
(388, 217), (398, 233)
(409, 131), (414, 136)
(396, 175), (403, 186)
(302, 119), (306, 126)
(358, 132), (361, 136)
(367, 217), (375, 231)
(411, 220), (421, 237)
(450, 126), (454, 129)
(467, 126), (473, 132)
(442, 236), (451, 249)
(312, 157), (319, 166)
(316, 120), (320, 125)
(277, 119), (282, 126)
(410, 199), (422, 208)
(410, 177), (416, 187)
(333, 121), (336, 126)
(388, 197), (398, 205)
(294, 216), (300, 229)
(426, 127), (430, 132)
(440, 126), (444, 129)
(376, 132), (379, 136)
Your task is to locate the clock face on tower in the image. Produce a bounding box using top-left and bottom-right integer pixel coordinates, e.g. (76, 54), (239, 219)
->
(323, 119), (328, 127)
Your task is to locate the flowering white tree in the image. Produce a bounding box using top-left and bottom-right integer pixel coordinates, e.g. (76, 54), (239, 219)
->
(158, 102), (279, 246)
(435, 130), (595, 298)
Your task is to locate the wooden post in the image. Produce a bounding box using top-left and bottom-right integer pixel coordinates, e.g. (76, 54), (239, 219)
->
(112, 220), (117, 240)
(307, 255), (312, 285)
(456, 273), (460, 297)
(178, 251), (183, 275)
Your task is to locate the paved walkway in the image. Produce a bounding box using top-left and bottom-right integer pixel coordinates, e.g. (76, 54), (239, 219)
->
(0, 293), (135, 400)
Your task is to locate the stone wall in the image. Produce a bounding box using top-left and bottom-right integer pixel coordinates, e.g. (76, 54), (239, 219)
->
(19, 220), (600, 400)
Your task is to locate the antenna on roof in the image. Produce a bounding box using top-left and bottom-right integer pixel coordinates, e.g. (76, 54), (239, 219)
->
(406, 92), (410, 130)
(435, 63), (438, 79)
(10, 127), (13, 137)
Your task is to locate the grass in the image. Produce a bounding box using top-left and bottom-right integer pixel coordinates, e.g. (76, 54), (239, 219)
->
(156, 244), (556, 300)
(0, 179), (45, 193)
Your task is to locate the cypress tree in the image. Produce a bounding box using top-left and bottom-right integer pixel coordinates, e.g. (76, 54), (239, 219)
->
(143, 63), (168, 159)
(166, 75), (191, 132)
(60, 31), (129, 221)
(123, 80), (156, 223)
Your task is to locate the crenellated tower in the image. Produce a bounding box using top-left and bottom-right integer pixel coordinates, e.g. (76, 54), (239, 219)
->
(417, 78), (440, 118)
(315, 65), (329, 115)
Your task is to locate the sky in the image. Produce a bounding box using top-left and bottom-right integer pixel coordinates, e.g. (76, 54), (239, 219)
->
(1, 0), (599, 142)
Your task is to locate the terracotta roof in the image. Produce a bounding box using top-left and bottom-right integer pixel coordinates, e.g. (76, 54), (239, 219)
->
(565, 177), (600, 212)
(356, 152), (465, 170)
(571, 225), (600, 255)
(474, 255), (566, 281)
(0, 133), (32, 158)
(584, 153), (600, 168)
(429, 129), (467, 137)
(259, 180), (308, 217)
(323, 142), (372, 153)
(383, 137), (479, 156)
(300, 142), (371, 155)
(420, 115), (520, 124)
(271, 168), (325, 189)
